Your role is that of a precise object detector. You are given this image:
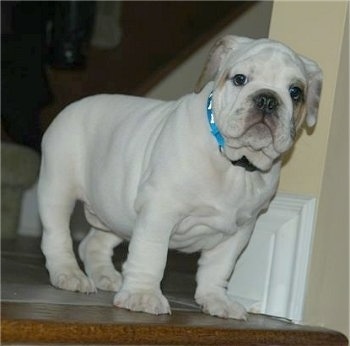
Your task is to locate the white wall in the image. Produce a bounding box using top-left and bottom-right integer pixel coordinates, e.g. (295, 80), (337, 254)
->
(305, 19), (348, 335)
(269, 1), (349, 337)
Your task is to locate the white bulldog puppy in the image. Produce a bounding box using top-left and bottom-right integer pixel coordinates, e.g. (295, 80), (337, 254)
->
(38, 35), (322, 319)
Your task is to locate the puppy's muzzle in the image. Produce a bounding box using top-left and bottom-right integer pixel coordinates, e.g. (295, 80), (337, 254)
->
(253, 91), (279, 116)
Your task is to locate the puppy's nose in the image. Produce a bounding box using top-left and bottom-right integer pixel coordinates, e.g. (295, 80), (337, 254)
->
(254, 92), (279, 115)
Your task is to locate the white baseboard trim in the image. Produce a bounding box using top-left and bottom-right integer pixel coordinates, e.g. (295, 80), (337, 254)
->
(227, 192), (317, 322)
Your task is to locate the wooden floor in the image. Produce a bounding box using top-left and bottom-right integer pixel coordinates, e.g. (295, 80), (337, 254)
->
(1, 237), (348, 345)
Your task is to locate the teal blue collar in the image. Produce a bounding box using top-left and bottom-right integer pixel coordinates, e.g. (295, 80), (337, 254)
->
(207, 92), (225, 151)
(206, 92), (259, 172)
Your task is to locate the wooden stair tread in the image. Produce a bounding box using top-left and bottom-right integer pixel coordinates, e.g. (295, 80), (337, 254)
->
(1, 237), (348, 345)
(2, 301), (347, 346)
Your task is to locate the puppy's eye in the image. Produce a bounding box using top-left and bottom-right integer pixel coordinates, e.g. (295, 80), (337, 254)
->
(232, 74), (248, 86)
(289, 86), (303, 102)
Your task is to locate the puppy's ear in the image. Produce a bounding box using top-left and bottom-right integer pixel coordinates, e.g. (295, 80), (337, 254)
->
(300, 56), (323, 127)
(195, 35), (253, 93)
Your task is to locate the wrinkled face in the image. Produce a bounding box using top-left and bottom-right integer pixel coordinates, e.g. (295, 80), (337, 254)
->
(197, 37), (323, 171)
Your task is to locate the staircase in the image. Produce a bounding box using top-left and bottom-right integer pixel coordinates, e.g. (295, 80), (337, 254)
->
(40, 1), (255, 130)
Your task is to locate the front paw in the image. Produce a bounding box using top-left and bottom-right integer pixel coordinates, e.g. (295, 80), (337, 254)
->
(196, 292), (247, 320)
(113, 289), (171, 315)
(50, 268), (96, 293)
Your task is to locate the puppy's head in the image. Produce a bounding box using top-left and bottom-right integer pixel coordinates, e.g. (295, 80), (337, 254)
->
(196, 35), (323, 171)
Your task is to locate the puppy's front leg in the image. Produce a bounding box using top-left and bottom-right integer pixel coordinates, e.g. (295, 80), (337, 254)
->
(195, 225), (254, 320)
(113, 205), (174, 315)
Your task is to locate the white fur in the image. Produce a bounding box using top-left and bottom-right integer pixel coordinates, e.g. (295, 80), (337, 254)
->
(38, 35), (322, 319)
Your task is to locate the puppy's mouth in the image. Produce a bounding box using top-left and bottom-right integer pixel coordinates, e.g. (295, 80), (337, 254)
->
(231, 156), (259, 172)
(223, 143), (280, 172)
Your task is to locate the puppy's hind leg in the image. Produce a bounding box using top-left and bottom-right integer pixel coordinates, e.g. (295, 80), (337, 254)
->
(79, 228), (123, 292)
(38, 156), (95, 293)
